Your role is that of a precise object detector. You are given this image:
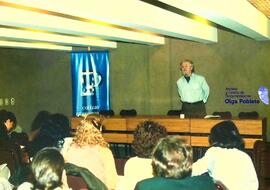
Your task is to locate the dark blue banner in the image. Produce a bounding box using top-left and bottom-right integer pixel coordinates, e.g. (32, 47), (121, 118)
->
(71, 51), (110, 116)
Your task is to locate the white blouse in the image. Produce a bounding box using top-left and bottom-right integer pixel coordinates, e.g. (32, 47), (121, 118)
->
(192, 147), (258, 190)
(116, 156), (153, 190)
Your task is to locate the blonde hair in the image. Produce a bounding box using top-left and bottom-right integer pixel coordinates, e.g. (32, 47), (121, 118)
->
(72, 118), (108, 148)
(152, 136), (193, 179)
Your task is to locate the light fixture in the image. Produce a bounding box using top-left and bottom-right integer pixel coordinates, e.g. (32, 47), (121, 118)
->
(0, 5), (165, 45)
(0, 40), (72, 51)
(159, 0), (270, 40)
(0, 27), (117, 48)
(0, 0), (217, 43)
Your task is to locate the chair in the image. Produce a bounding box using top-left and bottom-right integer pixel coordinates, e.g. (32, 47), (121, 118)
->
(238, 111), (259, 119)
(0, 140), (22, 175)
(167, 109), (182, 116)
(67, 175), (88, 190)
(99, 109), (114, 117)
(212, 111), (232, 119)
(65, 163), (107, 190)
(119, 109), (137, 116)
(253, 140), (270, 190)
(114, 158), (128, 176)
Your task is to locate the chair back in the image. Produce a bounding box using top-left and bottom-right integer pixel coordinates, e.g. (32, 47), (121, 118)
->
(67, 175), (88, 190)
(0, 140), (21, 175)
(253, 140), (270, 190)
(167, 110), (182, 116)
(119, 109), (137, 116)
(99, 110), (114, 117)
(114, 158), (128, 176)
(238, 111), (259, 119)
(212, 111), (232, 119)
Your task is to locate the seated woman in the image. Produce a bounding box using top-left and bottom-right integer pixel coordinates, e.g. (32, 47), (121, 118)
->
(17, 147), (70, 190)
(0, 110), (25, 175)
(135, 136), (216, 190)
(192, 120), (258, 190)
(29, 113), (71, 157)
(117, 120), (167, 190)
(62, 117), (118, 190)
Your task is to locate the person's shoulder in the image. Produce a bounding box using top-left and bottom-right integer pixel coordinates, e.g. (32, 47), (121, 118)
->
(99, 146), (115, 160)
(99, 146), (113, 154)
(206, 146), (220, 153)
(188, 173), (216, 189)
(190, 172), (213, 181)
(135, 177), (163, 190)
(136, 174), (216, 190)
(125, 156), (137, 165)
(230, 148), (253, 161)
(125, 157), (152, 171)
(17, 182), (33, 190)
(205, 146), (231, 156)
(0, 177), (13, 190)
(206, 147), (252, 161)
(177, 76), (185, 83)
(126, 156), (151, 163)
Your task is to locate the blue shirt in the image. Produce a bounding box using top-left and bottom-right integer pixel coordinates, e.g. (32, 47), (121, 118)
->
(176, 73), (209, 103)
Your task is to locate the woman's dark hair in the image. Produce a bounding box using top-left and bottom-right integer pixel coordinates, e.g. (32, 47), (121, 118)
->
(31, 111), (51, 131)
(209, 120), (245, 150)
(5, 111), (17, 128)
(0, 110), (16, 140)
(31, 147), (64, 190)
(132, 120), (167, 158)
(0, 110), (17, 128)
(152, 136), (193, 179)
(29, 113), (71, 156)
(50, 113), (71, 137)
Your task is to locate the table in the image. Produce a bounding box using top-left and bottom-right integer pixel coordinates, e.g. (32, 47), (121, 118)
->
(71, 116), (266, 149)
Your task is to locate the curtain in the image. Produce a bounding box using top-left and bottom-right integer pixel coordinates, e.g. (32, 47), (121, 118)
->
(71, 51), (110, 116)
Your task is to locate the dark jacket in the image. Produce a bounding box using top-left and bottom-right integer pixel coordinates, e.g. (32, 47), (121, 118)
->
(65, 163), (108, 190)
(135, 173), (216, 190)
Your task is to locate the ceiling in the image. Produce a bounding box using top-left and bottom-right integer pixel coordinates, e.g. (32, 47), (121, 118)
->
(248, 0), (270, 19)
(0, 0), (269, 51)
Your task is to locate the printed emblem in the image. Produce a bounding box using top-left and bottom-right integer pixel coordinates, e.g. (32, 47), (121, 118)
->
(81, 71), (102, 96)
(258, 86), (269, 105)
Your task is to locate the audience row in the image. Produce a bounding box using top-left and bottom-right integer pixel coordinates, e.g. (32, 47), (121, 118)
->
(0, 110), (259, 190)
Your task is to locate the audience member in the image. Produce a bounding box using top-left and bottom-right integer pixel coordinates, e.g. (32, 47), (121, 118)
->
(0, 164), (14, 190)
(192, 120), (258, 190)
(117, 120), (167, 190)
(28, 111), (51, 142)
(135, 136), (216, 190)
(62, 117), (118, 190)
(0, 109), (17, 141)
(0, 110), (25, 176)
(14, 112), (107, 190)
(29, 113), (71, 157)
(0, 110), (30, 162)
(17, 147), (70, 190)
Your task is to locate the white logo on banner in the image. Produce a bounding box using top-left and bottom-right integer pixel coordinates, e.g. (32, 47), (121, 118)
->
(81, 71), (102, 96)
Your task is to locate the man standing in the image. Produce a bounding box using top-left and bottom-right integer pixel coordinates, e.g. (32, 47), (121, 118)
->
(176, 59), (209, 118)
